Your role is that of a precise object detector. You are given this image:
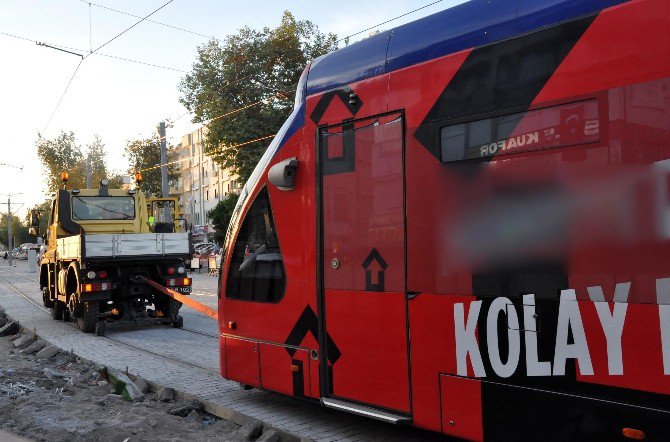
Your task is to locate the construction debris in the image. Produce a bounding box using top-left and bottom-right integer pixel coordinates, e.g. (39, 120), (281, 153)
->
(0, 329), (241, 441)
(167, 399), (202, 417)
(106, 368), (144, 402)
(156, 387), (175, 402)
(237, 420), (264, 440)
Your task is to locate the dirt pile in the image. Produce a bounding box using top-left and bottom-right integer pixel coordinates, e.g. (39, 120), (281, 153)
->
(0, 317), (279, 441)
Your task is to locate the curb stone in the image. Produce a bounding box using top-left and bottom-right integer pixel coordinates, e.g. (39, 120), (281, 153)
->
(12, 333), (36, 349)
(36, 345), (59, 359)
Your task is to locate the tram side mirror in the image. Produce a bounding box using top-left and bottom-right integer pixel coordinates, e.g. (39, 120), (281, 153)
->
(268, 157), (299, 191)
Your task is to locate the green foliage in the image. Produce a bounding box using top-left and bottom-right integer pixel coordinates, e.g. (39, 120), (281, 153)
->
(124, 131), (178, 197)
(179, 11), (337, 182)
(208, 193), (240, 245)
(0, 213), (29, 248)
(86, 135), (110, 187)
(36, 132), (111, 192)
(36, 131), (85, 192)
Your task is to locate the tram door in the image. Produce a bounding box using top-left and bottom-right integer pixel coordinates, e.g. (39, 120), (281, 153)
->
(320, 112), (410, 413)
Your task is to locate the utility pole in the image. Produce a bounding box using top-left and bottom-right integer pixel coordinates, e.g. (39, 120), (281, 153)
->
(7, 197), (12, 267)
(160, 121), (168, 198)
(86, 154), (92, 189)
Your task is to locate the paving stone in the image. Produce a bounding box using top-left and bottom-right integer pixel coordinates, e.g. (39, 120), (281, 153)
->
(237, 420), (263, 440)
(157, 387), (175, 402)
(0, 316), (7, 328)
(19, 339), (46, 355)
(0, 321), (18, 336)
(257, 429), (279, 442)
(36, 345), (59, 359)
(12, 333), (36, 349)
(107, 367), (144, 401)
(131, 375), (149, 394)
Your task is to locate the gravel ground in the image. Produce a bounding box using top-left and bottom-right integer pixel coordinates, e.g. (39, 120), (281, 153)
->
(0, 326), (262, 442)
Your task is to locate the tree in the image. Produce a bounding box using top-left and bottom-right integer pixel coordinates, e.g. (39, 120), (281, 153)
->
(0, 214), (29, 248)
(36, 131), (85, 192)
(36, 132), (112, 192)
(125, 131), (178, 197)
(179, 11), (337, 182)
(208, 193), (240, 245)
(86, 135), (110, 187)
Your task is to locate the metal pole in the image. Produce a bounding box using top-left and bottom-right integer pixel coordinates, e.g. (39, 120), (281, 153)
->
(7, 197), (12, 267)
(86, 154), (91, 189)
(160, 121), (168, 198)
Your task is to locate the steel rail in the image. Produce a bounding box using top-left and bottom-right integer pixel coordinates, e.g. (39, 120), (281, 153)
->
(0, 274), (219, 374)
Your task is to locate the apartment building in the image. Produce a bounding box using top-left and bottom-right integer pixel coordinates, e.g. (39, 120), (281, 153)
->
(170, 126), (241, 242)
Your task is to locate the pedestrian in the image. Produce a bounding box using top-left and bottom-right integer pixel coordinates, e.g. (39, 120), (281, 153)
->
(2, 251), (7, 260)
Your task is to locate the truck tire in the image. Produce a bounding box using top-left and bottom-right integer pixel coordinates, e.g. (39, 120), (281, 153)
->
(51, 301), (65, 320)
(172, 315), (183, 328)
(76, 301), (99, 333)
(156, 297), (182, 320)
(42, 287), (54, 308)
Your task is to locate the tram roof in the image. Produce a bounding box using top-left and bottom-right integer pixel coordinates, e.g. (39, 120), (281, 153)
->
(306, 0), (628, 96)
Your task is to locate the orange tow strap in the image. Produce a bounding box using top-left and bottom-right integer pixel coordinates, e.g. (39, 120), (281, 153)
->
(141, 277), (218, 320)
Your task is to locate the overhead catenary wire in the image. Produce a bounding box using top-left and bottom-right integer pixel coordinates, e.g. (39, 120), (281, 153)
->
(80, 0), (214, 40)
(0, 31), (187, 72)
(336, 0), (446, 44)
(42, 59), (84, 134)
(137, 134), (276, 174)
(86, 0), (175, 57)
(40, 0), (176, 134)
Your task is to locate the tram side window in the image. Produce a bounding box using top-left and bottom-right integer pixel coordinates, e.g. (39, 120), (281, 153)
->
(440, 99), (600, 162)
(225, 187), (285, 303)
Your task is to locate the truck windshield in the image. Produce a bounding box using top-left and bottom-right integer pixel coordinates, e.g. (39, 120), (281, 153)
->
(72, 196), (135, 220)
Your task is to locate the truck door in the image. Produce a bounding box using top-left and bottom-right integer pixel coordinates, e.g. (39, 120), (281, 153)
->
(320, 112), (411, 413)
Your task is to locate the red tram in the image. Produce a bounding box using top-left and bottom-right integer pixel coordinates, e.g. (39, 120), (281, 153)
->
(218, 0), (670, 439)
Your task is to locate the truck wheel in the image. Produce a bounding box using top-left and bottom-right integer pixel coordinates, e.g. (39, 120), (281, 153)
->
(172, 315), (183, 328)
(42, 287), (54, 308)
(76, 301), (99, 333)
(156, 297), (182, 321)
(50, 301), (65, 320)
(95, 320), (106, 337)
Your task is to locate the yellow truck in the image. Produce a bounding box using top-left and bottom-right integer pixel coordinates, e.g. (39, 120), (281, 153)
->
(32, 174), (192, 335)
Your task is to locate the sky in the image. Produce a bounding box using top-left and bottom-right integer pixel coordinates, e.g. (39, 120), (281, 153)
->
(0, 0), (464, 217)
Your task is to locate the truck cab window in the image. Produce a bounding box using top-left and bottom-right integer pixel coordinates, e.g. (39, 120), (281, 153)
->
(226, 187), (285, 303)
(72, 196), (135, 220)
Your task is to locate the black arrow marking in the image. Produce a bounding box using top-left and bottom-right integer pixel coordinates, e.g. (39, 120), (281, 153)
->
(362, 248), (388, 270)
(310, 85), (363, 125)
(414, 15), (596, 162)
(284, 305), (341, 365)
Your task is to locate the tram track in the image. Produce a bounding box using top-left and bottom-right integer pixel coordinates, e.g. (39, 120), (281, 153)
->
(0, 273), (220, 375)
